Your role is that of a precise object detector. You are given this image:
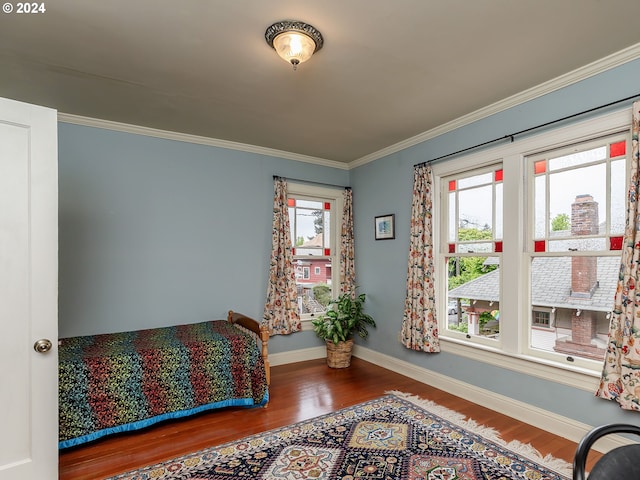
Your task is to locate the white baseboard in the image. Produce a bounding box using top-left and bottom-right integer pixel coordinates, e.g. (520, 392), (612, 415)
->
(352, 345), (628, 454)
(269, 346), (326, 366)
(268, 344), (628, 454)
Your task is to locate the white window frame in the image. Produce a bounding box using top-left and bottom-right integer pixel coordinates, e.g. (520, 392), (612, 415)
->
(433, 107), (632, 391)
(441, 163), (504, 349)
(287, 182), (344, 329)
(523, 133), (627, 369)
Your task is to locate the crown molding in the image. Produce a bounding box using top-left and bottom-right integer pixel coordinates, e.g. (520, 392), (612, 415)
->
(57, 113), (350, 170)
(58, 43), (640, 171)
(349, 42), (640, 169)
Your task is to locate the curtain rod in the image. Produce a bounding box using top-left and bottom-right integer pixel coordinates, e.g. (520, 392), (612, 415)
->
(273, 175), (351, 190)
(415, 92), (640, 168)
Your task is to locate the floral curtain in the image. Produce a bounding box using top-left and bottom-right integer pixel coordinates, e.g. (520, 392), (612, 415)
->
(596, 101), (640, 410)
(402, 164), (439, 352)
(263, 177), (301, 335)
(340, 188), (356, 296)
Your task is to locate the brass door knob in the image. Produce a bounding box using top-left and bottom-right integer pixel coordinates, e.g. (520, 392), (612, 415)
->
(33, 339), (52, 353)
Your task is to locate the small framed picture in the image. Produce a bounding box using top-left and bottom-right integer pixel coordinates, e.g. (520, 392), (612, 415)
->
(374, 214), (395, 240)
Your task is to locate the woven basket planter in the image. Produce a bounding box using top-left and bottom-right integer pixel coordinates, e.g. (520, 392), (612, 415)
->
(325, 338), (354, 368)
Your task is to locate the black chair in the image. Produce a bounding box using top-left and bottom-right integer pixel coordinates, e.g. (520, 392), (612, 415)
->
(573, 423), (640, 480)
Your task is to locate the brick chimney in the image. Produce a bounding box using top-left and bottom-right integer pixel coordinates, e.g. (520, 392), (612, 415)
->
(554, 194), (605, 360)
(570, 194), (597, 346)
(570, 194), (598, 298)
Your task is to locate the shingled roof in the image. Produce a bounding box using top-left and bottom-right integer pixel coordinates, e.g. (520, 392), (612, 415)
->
(448, 256), (620, 312)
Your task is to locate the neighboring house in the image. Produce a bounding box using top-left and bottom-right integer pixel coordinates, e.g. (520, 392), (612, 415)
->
(294, 234), (332, 284)
(448, 194), (618, 360)
(294, 234), (332, 314)
(294, 257), (331, 284)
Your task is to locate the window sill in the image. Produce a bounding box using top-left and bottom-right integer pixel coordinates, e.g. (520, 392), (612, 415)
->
(439, 336), (601, 392)
(531, 325), (554, 332)
(300, 318), (315, 332)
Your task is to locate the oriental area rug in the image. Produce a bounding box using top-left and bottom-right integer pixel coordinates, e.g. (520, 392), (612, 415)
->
(108, 392), (572, 480)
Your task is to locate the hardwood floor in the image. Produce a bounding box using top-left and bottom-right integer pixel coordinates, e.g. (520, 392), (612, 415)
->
(59, 357), (599, 479)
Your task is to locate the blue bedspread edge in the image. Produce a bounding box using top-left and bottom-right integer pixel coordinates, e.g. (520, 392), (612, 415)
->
(58, 390), (269, 449)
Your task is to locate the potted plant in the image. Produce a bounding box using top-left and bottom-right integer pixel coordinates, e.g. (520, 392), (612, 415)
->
(311, 291), (376, 368)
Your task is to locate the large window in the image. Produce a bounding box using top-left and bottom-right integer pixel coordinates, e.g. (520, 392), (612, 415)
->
(436, 109), (630, 374)
(526, 134), (626, 365)
(287, 183), (343, 321)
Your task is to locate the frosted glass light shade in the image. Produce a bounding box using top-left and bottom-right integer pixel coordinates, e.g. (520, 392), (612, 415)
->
(273, 31), (316, 68)
(265, 21), (324, 71)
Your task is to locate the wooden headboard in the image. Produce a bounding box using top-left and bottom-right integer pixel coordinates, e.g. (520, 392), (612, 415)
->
(227, 310), (270, 385)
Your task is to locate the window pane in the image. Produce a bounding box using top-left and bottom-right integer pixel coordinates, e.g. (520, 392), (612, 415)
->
(495, 183), (503, 240)
(532, 135), (628, 253)
(548, 238), (606, 252)
(448, 191), (456, 242)
(296, 199), (323, 209)
(323, 210), (331, 248)
(447, 165), (501, 254)
(611, 159), (626, 234)
(295, 247), (322, 256)
(458, 172), (492, 189)
(529, 256), (614, 362)
(548, 146), (606, 171)
(293, 257), (332, 315)
(447, 256), (500, 339)
(458, 243), (493, 253)
(289, 206), (295, 242)
(459, 184), (493, 235)
(295, 208), (323, 246)
(534, 175), (546, 239)
(548, 164), (606, 236)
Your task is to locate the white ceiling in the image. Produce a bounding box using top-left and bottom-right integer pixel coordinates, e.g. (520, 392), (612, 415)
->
(2, 0), (640, 164)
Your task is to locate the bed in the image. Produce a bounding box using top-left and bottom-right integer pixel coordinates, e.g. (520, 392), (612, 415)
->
(58, 310), (270, 449)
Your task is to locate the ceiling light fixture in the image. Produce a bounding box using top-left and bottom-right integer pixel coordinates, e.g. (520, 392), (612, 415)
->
(265, 20), (323, 71)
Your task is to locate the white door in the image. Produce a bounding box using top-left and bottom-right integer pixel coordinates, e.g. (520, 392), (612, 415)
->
(0, 97), (58, 479)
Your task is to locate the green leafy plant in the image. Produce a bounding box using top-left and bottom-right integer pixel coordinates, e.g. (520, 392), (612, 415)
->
(311, 292), (376, 345)
(312, 284), (332, 307)
(479, 311), (495, 328)
(551, 213), (570, 231)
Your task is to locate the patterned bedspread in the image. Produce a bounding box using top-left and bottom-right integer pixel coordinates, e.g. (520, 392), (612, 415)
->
(58, 320), (268, 449)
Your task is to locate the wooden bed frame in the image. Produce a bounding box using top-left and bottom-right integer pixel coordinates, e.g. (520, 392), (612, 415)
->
(228, 310), (270, 385)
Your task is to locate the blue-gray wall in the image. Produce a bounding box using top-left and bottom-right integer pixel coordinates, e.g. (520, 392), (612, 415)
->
(58, 56), (640, 429)
(58, 123), (347, 361)
(350, 58), (640, 428)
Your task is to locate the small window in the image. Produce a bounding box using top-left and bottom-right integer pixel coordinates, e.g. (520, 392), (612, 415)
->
(532, 310), (550, 328)
(301, 266), (310, 280)
(287, 183), (343, 319)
